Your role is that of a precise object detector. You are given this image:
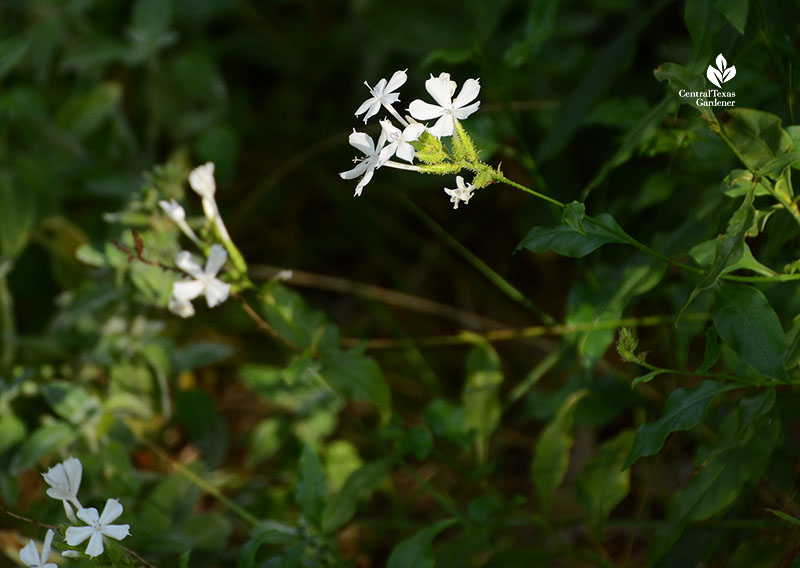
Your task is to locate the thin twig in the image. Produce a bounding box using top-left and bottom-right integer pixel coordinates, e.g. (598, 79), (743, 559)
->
(249, 264), (509, 330)
(231, 291), (299, 351)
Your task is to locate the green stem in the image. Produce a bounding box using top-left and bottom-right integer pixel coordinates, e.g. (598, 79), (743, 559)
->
(495, 175), (800, 283)
(0, 264), (15, 370)
(399, 194), (556, 325)
(638, 360), (797, 388)
(139, 435), (259, 525)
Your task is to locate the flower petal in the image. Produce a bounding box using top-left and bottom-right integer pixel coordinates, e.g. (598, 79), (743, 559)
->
(204, 244), (228, 277)
(453, 78), (480, 108)
(348, 131), (375, 156)
(425, 74), (454, 108)
(427, 114), (455, 138)
(355, 96), (377, 117)
(65, 526), (94, 546)
(354, 168), (375, 196)
(172, 280), (205, 302)
(168, 295), (196, 318)
(379, 143), (398, 163)
(76, 506), (99, 526)
(19, 540), (40, 567)
(62, 457), (82, 494)
(395, 142), (416, 163)
(452, 101), (480, 121)
(42, 529), (54, 563)
(402, 123), (426, 141)
(372, 77), (387, 96)
(204, 279), (231, 308)
(85, 532), (105, 558)
(385, 69), (408, 94)
(339, 160), (370, 180)
(408, 100), (446, 121)
(102, 524), (131, 541)
(189, 162), (216, 199)
(175, 252), (204, 279)
(99, 498), (123, 525)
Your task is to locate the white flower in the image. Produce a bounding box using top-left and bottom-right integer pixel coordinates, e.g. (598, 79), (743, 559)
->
(339, 130), (388, 196)
(169, 244), (231, 317)
(378, 120), (426, 164)
(408, 73), (481, 138)
(42, 456), (82, 507)
(355, 69), (407, 124)
(276, 269), (293, 281)
(158, 199), (201, 246)
(188, 162), (232, 243)
(65, 498), (130, 558)
(444, 176), (475, 209)
(19, 529), (56, 568)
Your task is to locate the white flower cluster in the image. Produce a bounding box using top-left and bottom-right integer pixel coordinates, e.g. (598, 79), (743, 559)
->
(19, 457), (130, 564)
(340, 69), (481, 209)
(159, 162), (232, 318)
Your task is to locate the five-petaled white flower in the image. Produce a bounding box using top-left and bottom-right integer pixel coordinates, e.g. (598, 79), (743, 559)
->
(158, 199), (201, 246)
(19, 529), (56, 568)
(188, 162), (232, 243)
(355, 69), (407, 124)
(65, 498), (130, 558)
(169, 244), (231, 318)
(379, 120), (426, 164)
(42, 456), (82, 508)
(408, 73), (480, 138)
(339, 130), (387, 196)
(444, 176), (476, 209)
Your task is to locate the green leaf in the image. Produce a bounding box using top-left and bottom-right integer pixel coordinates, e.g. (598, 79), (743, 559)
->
(0, 411), (25, 456)
(56, 82), (122, 139)
(322, 459), (392, 533)
(576, 430), (635, 537)
(561, 201), (587, 235)
(10, 421), (75, 475)
(697, 326), (721, 373)
(631, 370), (661, 388)
(651, 410), (779, 563)
(40, 380), (98, 424)
(0, 35), (29, 81)
(531, 389), (589, 514)
(713, 284), (788, 380)
(517, 213), (629, 258)
(714, 0), (748, 34)
(295, 444), (326, 529)
(0, 173), (35, 260)
(320, 350), (391, 423)
(767, 509), (800, 527)
(624, 381), (735, 469)
(387, 519), (457, 568)
(261, 282), (330, 350)
(461, 336), (503, 462)
(689, 239), (774, 277)
(721, 108), (795, 172)
(679, 184), (756, 320)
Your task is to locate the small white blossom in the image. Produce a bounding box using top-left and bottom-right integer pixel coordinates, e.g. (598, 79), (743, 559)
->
(276, 269), (293, 281)
(19, 529), (56, 568)
(355, 69), (407, 124)
(65, 498), (130, 558)
(339, 130), (388, 196)
(188, 162), (232, 243)
(408, 73), (481, 138)
(444, 176), (476, 209)
(158, 199), (201, 246)
(61, 551), (80, 558)
(42, 456), (82, 508)
(378, 120), (426, 164)
(169, 244), (231, 317)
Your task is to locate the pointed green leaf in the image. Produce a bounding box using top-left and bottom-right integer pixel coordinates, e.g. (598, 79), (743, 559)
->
(322, 460), (392, 534)
(295, 444), (326, 529)
(320, 350), (391, 423)
(714, 0), (748, 34)
(531, 389), (589, 513)
(387, 519), (457, 568)
(518, 213), (629, 258)
(461, 336), (503, 462)
(721, 108), (795, 172)
(713, 284), (788, 380)
(624, 381), (736, 469)
(577, 430), (635, 537)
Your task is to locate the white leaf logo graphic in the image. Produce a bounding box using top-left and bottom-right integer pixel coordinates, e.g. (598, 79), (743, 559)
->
(706, 53), (736, 88)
